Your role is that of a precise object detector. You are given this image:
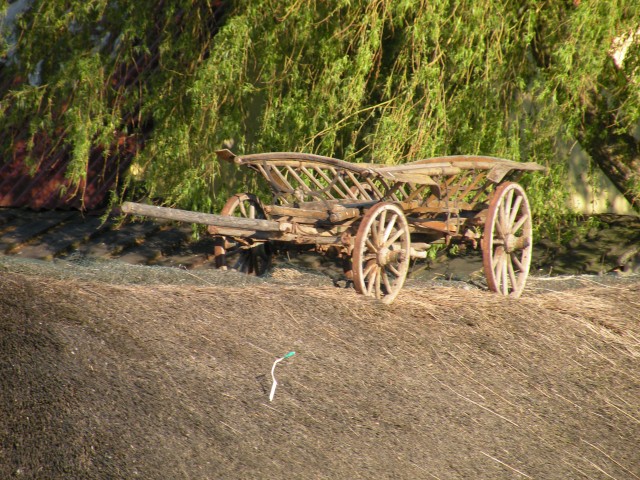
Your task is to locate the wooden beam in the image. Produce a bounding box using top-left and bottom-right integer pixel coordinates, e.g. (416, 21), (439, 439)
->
(121, 202), (290, 232)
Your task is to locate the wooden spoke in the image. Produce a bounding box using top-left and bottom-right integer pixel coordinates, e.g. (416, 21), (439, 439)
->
(507, 255), (519, 292)
(512, 213), (529, 234)
(382, 213), (397, 242)
(481, 182), (533, 298)
(370, 217), (381, 246)
(363, 261), (377, 279)
(385, 229), (405, 249)
(501, 256), (509, 295)
(381, 269), (394, 294)
(366, 267), (378, 296)
(378, 210), (388, 240)
(363, 253), (377, 262)
(511, 253), (524, 271)
(492, 246), (504, 272)
(509, 195), (523, 226)
(495, 215), (506, 239)
(387, 264), (401, 277)
(352, 202), (410, 304)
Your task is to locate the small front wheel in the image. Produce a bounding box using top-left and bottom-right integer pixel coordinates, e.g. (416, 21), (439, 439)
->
(211, 193), (272, 276)
(481, 182), (533, 297)
(352, 202), (411, 304)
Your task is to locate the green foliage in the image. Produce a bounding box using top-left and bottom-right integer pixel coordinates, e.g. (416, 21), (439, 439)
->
(1, 0), (639, 236)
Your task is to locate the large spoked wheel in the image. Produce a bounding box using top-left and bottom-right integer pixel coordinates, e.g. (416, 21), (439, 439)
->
(481, 182), (533, 297)
(352, 202), (411, 304)
(211, 193), (272, 275)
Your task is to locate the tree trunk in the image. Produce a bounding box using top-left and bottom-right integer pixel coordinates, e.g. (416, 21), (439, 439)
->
(577, 116), (640, 211)
(576, 68), (640, 212)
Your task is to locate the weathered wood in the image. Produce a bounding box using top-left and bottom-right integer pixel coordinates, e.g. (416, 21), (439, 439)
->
(375, 163), (461, 178)
(264, 203), (360, 223)
(206, 226), (276, 239)
(410, 219), (460, 233)
(265, 204), (330, 220)
(121, 202), (290, 232)
(376, 172), (439, 185)
(328, 208), (360, 222)
(216, 149), (375, 176)
(411, 156), (547, 172)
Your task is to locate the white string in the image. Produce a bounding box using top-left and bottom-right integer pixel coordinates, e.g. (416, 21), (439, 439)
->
(269, 351), (295, 402)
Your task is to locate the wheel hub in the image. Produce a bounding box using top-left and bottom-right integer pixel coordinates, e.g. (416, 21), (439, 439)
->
(377, 246), (390, 266)
(504, 233), (515, 253)
(503, 233), (527, 253)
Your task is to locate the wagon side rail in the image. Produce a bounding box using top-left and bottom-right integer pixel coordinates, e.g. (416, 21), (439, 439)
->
(216, 149), (383, 206)
(215, 149), (460, 208)
(215, 149), (545, 218)
(389, 155), (546, 216)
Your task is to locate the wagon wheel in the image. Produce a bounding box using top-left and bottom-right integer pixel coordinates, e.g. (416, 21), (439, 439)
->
(481, 182), (533, 297)
(352, 202), (411, 304)
(212, 193), (272, 275)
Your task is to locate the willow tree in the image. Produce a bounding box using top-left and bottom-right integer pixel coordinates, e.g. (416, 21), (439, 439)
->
(1, 0), (639, 221)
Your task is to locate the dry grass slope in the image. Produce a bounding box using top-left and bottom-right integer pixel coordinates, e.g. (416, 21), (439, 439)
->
(1, 264), (639, 479)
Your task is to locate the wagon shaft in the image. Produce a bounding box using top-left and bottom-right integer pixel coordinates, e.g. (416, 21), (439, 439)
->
(121, 202), (291, 233)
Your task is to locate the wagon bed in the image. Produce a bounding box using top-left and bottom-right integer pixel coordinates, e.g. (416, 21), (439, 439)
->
(122, 150), (545, 303)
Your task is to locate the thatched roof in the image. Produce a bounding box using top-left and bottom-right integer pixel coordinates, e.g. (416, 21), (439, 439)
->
(1, 259), (638, 479)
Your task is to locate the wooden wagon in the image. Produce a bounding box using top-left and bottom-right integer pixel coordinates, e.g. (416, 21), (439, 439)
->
(122, 149), (545, 303)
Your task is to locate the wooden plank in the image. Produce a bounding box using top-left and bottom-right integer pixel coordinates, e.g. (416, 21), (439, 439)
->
(487, 166), (511, 183)
(412, 199), (485, 213)
(207, 227), (283, 238)
(452, 171), (486, 200)
(409, 156), (546, 172)
(295, 199), (341, 209)
(121, 202), (290, 233)
(375, 162), (453, 171)
(410, 219), (460, 233)
(376, 172), (439, 185)
(340, 199), (378, 209)
(328, 208), (360, 222)
(374, 163), (459, 176)
(264, 204), (330, 220)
